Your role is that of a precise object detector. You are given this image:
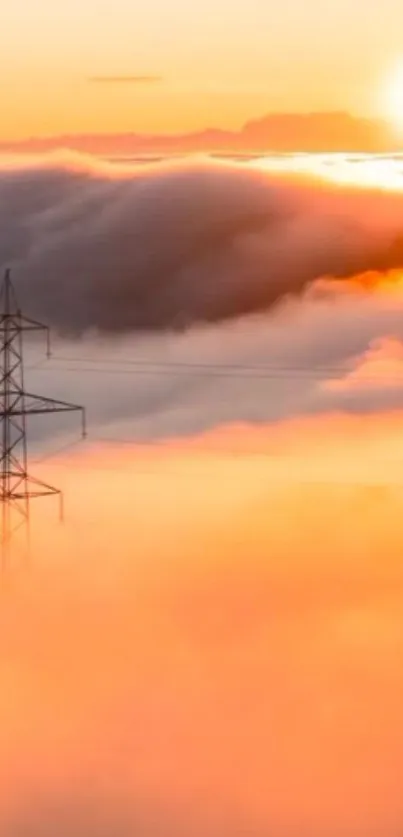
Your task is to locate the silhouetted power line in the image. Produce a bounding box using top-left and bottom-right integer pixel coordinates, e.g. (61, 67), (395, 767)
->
(27, 354), (403, 385)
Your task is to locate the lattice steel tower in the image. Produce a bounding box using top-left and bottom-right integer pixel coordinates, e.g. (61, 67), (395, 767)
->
(0, 268), (86, 567)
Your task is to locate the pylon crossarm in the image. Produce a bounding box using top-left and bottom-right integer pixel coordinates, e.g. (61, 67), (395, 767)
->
(9, 391), (85, 417)
(24, 392), (82, 409)
(1, 474), (62, 500)
(22, 474), (63, 499)
(11, 490), (61, 499)
(0, 268), (84, 562)
(16, 315), (49, 331)
(0, 321), (47, 333)
(22, 394), (86, 436)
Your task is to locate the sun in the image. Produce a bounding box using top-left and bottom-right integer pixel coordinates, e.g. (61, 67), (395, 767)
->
(383, 62), (403, 130)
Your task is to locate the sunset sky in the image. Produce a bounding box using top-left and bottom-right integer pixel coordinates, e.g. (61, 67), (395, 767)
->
(4, 6), (403, 828)
(4, 0), (403, 139)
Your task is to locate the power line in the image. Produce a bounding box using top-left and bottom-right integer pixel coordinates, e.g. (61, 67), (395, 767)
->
(41, 354), (351, 373)
(25, 356), (403, 385)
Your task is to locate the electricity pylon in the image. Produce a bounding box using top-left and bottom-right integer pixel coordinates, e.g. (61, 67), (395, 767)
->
(0, 268), (86, 568)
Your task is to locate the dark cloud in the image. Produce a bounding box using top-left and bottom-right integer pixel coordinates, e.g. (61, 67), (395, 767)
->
(2, 155), (403, 335)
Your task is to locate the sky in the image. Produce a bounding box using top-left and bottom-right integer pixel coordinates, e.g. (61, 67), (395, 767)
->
(3, 0), (403, 139)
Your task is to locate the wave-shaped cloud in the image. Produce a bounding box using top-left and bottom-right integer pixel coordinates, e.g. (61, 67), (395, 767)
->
(2, 153), (403, 336)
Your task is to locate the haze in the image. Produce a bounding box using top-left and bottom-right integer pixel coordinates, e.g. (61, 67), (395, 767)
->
(3, 0), (403, 141)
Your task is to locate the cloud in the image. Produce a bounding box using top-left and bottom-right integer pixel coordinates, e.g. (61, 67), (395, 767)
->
(15, 272), (403, 467)
(88, 75), (163, 84)
(2, 152), (403, 454)
(2, 154), (403, 336)
(0, 111), (393, 153)
(16, 272), (403, 456)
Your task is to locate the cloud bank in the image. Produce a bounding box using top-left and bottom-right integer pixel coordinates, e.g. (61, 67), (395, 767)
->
(2, 153), (403, 335)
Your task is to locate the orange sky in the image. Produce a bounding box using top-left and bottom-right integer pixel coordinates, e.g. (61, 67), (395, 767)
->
(3, 0), (403, 139)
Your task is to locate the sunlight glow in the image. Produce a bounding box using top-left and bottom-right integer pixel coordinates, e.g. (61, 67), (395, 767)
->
(384, 61), (403, 130)
(250, 153), (403, 190)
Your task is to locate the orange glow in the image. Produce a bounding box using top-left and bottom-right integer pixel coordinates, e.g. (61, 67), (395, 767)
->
(383, 60), (403, 130)
(325, 337), (403, 392)
(251, 153), (403, 191)
(2, 415), (403, 834)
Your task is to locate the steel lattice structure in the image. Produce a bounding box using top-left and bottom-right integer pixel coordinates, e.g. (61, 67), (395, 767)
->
(0, 268), (86, 567)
